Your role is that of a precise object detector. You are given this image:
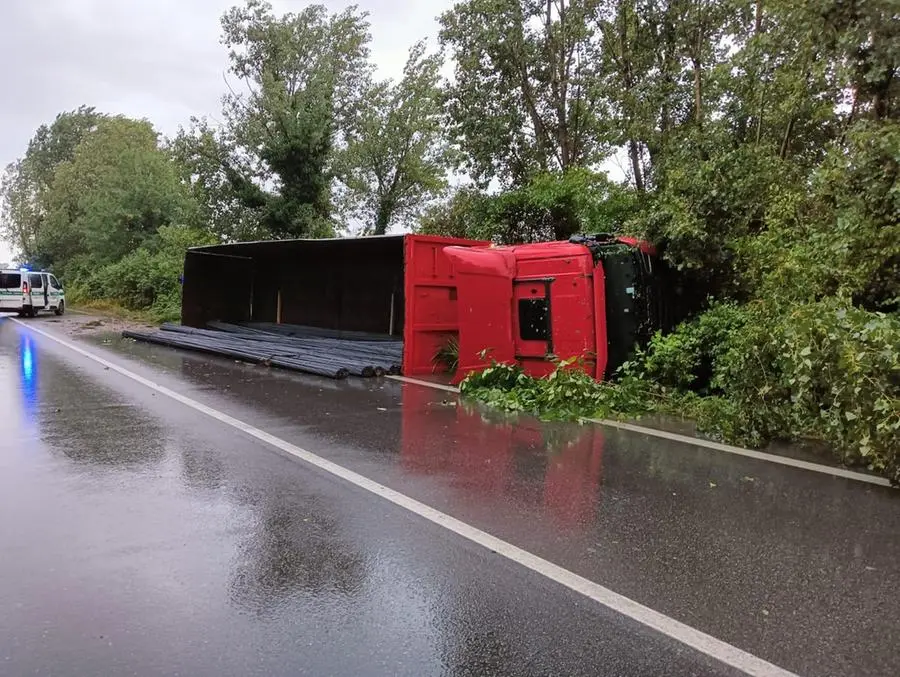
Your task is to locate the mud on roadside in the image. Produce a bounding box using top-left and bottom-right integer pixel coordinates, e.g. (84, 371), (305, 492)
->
(33, 310), (157, 338)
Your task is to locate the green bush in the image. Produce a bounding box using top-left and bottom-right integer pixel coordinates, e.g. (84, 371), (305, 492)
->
(69, 224), (216, 320)
(635, 299), (900, 480)
(707, 299), (900, 478)
(460, 359), (654, 422)
(630, 301), (747, 393)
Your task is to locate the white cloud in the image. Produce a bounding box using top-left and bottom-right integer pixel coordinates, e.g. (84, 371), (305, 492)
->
(0, 0), (455, 260)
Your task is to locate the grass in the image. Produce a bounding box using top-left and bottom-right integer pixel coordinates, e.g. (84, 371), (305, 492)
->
(70, 299), (175, 325)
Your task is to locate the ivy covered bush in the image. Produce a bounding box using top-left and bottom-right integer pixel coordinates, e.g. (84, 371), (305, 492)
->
(701, 301), (900, 477)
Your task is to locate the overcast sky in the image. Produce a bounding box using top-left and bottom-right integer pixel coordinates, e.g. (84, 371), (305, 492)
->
(0, 0), (456, 263)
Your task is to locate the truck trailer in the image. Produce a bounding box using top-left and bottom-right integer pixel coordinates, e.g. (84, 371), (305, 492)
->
(179, 234), (669, 382)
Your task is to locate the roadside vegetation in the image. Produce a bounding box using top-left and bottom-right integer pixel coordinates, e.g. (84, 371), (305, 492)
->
(1, 1), (897, 478)
(437, 0), (899, 482)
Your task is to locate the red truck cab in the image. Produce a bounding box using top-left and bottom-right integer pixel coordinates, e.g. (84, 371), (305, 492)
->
(445, 235), (666, 383)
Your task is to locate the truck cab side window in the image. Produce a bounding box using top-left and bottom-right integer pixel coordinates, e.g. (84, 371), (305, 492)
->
(518, 298), (550, 341)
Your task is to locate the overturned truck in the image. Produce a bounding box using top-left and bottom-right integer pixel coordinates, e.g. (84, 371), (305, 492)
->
(177, 234), (671, 380)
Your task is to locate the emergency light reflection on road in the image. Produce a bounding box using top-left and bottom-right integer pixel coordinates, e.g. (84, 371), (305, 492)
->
(19, 333), (38, 419)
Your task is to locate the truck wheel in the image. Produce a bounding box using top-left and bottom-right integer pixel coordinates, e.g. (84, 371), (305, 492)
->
(54, 301), (65, 316)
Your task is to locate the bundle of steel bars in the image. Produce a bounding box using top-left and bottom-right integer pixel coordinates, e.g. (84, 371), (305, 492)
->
(122, 322), (403, 380)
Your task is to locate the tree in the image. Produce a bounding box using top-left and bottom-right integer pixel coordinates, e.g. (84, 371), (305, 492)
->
(39, 117), (200, 277)
(624, 0), (898, 297)
(0, 160), (33, 262)
(0, 106), (104, 262)
(167, 118), (266, 242)
(218, 0), (371, 238)
(439, 0), (608, 188)
(419, 169), (636, 243)
(338, 41), (451, 235)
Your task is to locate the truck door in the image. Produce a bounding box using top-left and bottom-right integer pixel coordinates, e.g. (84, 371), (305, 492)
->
(443, 246), (517, 379)
(513, 277), (554, 376)
(41, 273), (50, 307)
(28, 274), (45, 309)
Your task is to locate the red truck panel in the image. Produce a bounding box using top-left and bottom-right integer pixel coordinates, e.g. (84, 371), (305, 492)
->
(401, 235), (488, 376)
(513, 245), (596, 378)
(447, 242), (600, 381)
(443, 246), (518, 378)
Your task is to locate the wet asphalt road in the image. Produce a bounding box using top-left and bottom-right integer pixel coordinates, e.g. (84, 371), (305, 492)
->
(0, 317), (897, 677)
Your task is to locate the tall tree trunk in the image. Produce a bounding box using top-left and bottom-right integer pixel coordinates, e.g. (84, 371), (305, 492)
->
(511, 1), (555, 171)
(650, 20), (676, 181)
(871, 68), (895, 120)
(620, 1), (643, 190)
(693, 55), (703, 126)
(373, 196), (394, 235)
(550, 0), (571, 169)
(753, 0), (765, 143)
(779, 117), (795, 160)
(692, 0), (704, 127)
(754, 0), (766, 144)
(373, 207), (390, 235)
(780, 58), (814, 159)
(629, 140), (645, 193)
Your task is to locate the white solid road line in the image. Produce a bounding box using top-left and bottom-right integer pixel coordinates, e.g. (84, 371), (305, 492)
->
(387, 375), (892, 488)
(386, 374), (460, 393)
(15, 318), (799, 677)
(594, 419), (893, 487)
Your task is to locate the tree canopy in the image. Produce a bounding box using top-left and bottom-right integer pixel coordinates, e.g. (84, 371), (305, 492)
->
(338, 41), (450, 234)
(0, 106), (105, 264)
(39, 117), (200, 279)
(216, 0), (372, 238)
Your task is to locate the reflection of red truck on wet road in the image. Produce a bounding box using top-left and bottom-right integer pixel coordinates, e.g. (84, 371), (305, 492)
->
(400, 383), (604, 529)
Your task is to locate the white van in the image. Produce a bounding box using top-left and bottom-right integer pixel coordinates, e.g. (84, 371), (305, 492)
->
(0, 269), (66, 317)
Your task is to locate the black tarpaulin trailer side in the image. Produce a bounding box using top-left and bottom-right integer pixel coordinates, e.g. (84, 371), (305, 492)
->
(180, 236), (406, 335)
(181, 251), (255, 328)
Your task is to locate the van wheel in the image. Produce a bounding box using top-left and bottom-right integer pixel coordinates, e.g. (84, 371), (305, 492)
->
(55, 301), (65, 316)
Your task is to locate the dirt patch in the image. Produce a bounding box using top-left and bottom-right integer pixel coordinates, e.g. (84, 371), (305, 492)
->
(37, 311), (157, 338)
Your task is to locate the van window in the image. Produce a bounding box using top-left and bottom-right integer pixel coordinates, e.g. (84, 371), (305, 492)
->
(0, 273), (22, 289)
(29, 273), (43, 289)
(49, 275), (61, 289)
